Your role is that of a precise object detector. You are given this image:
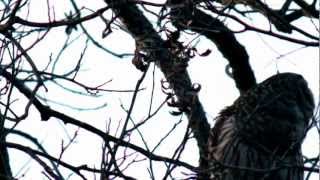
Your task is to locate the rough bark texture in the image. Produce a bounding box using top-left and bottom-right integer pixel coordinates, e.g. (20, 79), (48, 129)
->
(104, 0), (211, 177)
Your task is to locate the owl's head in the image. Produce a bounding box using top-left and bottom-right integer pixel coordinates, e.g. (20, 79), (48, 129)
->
(258, 73), (315, 122)
(229, 73), (315, 151)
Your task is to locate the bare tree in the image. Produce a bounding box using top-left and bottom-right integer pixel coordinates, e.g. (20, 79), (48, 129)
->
(0, 0), (318, 179)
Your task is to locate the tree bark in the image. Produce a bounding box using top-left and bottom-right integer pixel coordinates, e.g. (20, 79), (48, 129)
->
(104, 0), (211, 177)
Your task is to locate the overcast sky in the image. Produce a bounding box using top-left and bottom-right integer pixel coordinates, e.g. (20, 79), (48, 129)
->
(4, 1), (319, 179)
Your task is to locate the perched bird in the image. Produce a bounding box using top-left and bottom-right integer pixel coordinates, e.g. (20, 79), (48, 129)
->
(207, 73), (315, 180)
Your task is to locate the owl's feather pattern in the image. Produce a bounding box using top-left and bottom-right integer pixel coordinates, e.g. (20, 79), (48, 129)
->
(207, 73), (315, 180)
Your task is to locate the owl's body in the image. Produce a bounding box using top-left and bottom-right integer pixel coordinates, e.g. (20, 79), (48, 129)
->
(207, 73), (314, 180)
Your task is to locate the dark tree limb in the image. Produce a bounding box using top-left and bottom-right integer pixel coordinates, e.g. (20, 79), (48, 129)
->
(102, 0), (211, 177)
(170, 0), (293, 33)
(242, 0), (294, 33)
(281, 0), (319, 24)
(0, 144), (11, 179)
(0, 1), (24, 178)
(169, 2), (257, 93)
(292, 0), (319, 18)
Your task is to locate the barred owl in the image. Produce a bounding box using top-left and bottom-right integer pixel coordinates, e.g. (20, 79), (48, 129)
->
(207, 73), (315, 180)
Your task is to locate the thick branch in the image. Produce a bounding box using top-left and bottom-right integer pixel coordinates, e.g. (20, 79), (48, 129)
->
(244, 0), (294, 33)
(103, 0), (210, 173)
(0, 144), (11, 179)
(293, 0), (319, 18)
(170, 4), (257, 93)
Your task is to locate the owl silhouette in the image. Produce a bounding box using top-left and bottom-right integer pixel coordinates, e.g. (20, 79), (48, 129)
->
(207, 73), (315, 180)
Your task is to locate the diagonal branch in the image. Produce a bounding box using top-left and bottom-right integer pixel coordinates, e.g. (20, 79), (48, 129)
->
(103, 0), (211, 174)
(292, 0), (319, 18)
(169, 2), (257, 93)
